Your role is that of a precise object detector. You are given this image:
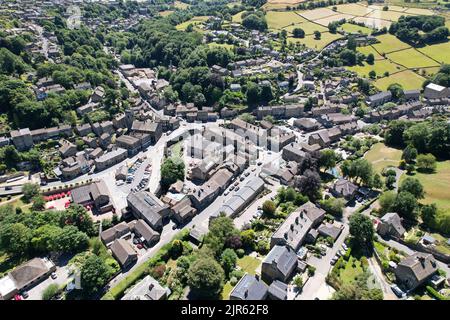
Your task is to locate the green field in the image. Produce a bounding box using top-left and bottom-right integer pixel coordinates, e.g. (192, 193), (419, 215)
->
(334, 3), (373, 16)
(174, 1), (190, 9)
(159, 10), (174, 17)
(372, 34), (411, 54)
(357, 46), (384, 60)
(418, 42), (450, 64)
(237, 256), (261, 275)
(283, 21), (328, 35)
(386, 48), (440, 68)
(338, 256), (364, 285)
(208, 42), (235, 50)
(374, 70), (426, 90)
(288, 32), (342, 50)
(347, 59), (405, 78)
(175, 16), (210, 32)
(400, 160), (450, 212)
(231, 11), (244, 23)
(364, 143), (402, 174)
(266, 11), (306, 29)
(339, 23), (373, 35)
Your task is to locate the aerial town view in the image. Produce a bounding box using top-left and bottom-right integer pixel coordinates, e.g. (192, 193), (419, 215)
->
(0, 0), (450, 305)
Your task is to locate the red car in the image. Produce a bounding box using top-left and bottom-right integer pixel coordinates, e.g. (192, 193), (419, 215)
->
(137, 243), (143, 249)
(14, 294), (23, 300)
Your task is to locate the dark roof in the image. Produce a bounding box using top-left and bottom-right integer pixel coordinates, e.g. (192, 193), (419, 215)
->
(230, 274), (268, 300)
(397, 253), (438, 282)
(133, 219), (159, 242)
(263, 245), (297, 278)
(268, 280), (288, 300)
(110, 239), (137, 266)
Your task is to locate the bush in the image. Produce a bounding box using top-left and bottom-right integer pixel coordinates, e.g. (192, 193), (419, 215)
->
(307, 266), (316, 276)
(42, 283), (60, 300)
(230, 277), (238, 286)
(230, 269), (245, 281)
(236, 248), (245, 258)
(426, 286), (449, 300)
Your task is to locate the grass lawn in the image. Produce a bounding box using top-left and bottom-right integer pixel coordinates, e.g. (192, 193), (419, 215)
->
(347, 59), (405, 78)
(417, 41), (450, 65)
(288, 32), (342, 50)
(175, 16), (210, 32)
(221, 281), (233, 300)
(339, 256), (364, 285)
(283, 21), (328, 35)
(372, 34), (411, 54)
(386, 48), (440, 68)
(340, 23), (373, 35)
(237, 256), (261, 275)
(364, 142), (402, 173)
(399, 160), (450, 212)
(159, 10), (174, 17)
(266, 11), (306, 29)
(373, 70), (426, 90)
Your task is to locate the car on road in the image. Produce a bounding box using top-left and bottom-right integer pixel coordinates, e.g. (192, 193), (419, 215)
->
(390, 285), (406, 298)
(51, 272), (57, 279)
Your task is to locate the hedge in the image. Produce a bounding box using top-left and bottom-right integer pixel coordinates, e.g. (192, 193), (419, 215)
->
(426, 286), (449, 301)
(102, 228), (190, 300)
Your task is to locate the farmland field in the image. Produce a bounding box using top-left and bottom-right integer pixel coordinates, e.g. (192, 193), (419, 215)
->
(175, 16), (210, 32)
(288, 32), (342, 50)
(373, 70), (426, 90)
(159, 10), (174, 17)
(232, 11), (244, 23)
(386, 48), (440, 69)
(353, 16), (392, 29)
(347, 59), (405, 78)
(283, 21), (328, 35)
(339, 23), (373, 35)
(266, 11), (307, 29)
(314, 13), (355, 27)
(418, 42), (450, 64)
(334, 3), (373, 16)
(357, 46), (384, 60)
(366, 9), (412, 22)
(174, 1), (190, 9)
(372, 34), (411, 54)
(298, 8), (338, 21)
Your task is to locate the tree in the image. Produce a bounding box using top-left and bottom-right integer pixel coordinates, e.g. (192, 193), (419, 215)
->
(31, 195), (46, 211)
(203, 216), (239, 256)
(372, 173), (383, 189)
(42, 283), (59, 300)
(220, 248), (238, 275)
(262, 200), (276, 217)
(416, 153), (436, 173)
(319, 197), (344, 217)
(402, 145), (418, 163)
(240, 229), (256, 249)
(55, 226), (89, 253)
(0, 222), (31, 255)
(314, 30), (321, 40)
(349, 213), (374, 249)
(366, 53), (375, 65)
(340, 49), (357, 66)
(293, 275), (303, 288)
(62, 204), (95, 236)
(160, 158), (185, 189)
(421, 204), (437, 227)
(22, 183), (40, 203)
(385, 175), (396, 190)
(187, 256), (225, 298)
(399, 177), (425, 199)
(319, 149), (339, 171)
(387, 83), (404, 100)
(394, 191), (418, 220)
(295, 169), (321, 200)
(31, 224), (61, 252)
(80, 255), (110, 295)
(368, 70), (376, 79)
(379, 191), (396, 214)
(293, 28), (305, 38)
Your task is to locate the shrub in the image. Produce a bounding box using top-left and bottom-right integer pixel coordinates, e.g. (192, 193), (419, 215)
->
(42, 283), (60, 300)
(236, 248), (245, 258)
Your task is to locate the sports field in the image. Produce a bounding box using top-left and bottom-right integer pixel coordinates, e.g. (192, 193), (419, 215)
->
(373, 70), (426, 90)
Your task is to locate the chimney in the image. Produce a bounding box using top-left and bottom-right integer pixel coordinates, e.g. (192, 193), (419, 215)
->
(244, 290), (248, 298)
(149, 283), (154, 291)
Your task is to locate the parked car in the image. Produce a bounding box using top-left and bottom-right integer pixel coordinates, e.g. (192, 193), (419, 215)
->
(21, 291), (29, 299)
(330, 256), (338, 265)
(390, 285), (406, 298)
(342, 243), (348, 251)
(51, 272), (57, 279)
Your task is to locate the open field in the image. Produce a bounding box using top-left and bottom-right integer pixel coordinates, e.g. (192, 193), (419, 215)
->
(404, 7), (435, 15)
(386, 48), (440, 69)
(159, 10), (174, 17)
(334, 3), (373, 16)
(372, 34), (411, 54)
(353, 17), (392, 29)
(174, 1), (190, 9)
(366, 9), (412, 22)
(347, 59), (405, 78)
(298, 8), (338, 21)
(288, 32), (342, 50)
(283, 21), (328, 35)
(364, 143), (402, 174)
(175, 16), (210, 32)
(339, 22), (373, 35)
(237, 256), (261, 275)
(266, 11), (307, 29)
(400, 160), (450, 212)
(418, 42), (450, 65)
(314, 13), (355, 27)
(357, 45), (384, 60)
(232, 11), (244, 23)
(373, 70), (426, 90)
